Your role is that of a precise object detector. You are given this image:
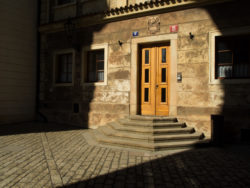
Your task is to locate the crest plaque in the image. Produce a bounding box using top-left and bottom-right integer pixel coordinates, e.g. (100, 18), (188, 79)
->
(148, 16), (160, 34)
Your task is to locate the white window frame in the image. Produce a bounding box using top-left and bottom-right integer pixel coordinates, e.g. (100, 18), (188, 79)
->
(81, 43), (108, 86)
(53, 48), (75, 87)
(209, 27), (250, 84)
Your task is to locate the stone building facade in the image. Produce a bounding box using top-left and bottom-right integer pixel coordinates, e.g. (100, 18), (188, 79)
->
(39, 0), (250, 142)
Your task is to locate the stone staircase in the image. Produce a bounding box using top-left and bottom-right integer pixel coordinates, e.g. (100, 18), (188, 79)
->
(92, 115), (206, 151)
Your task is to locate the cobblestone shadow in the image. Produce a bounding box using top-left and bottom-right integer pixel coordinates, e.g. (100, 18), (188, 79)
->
(1, 123), (250, 188)
(60, 147), (250, 188)
(0, 122), (83, 136)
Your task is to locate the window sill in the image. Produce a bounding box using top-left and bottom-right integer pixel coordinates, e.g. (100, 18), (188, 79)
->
(81, 82), (107, 86)
(54, 83), (74, 87)
(209, 78), (250, 85)
(54, 2), (76, 9)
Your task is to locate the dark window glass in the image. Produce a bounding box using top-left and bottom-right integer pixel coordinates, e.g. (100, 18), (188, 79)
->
(73, 103), (79, 113)
(161, 88), (166, 102)
(145, 50), (149, 64)
(217, 51), (233, 64)
(145, 69), (149, 83)
(58, 0), (74, 5)
(217, 41), (230, 51)
(144, 88), (149, 102)
(215, 35), (250, 79)
(97, 62), (104, 70)
(162, 48), (166, 63)
(162, 68), (166, 82)
(56, 53), (73, 83)
(87, 50), (104, 82)
(96, 53), (104, 61)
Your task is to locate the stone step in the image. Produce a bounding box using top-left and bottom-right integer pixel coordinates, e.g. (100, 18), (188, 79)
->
(109, 122), (194, 135)
(128, 115), (177, 122)
(92, 115), (207, 151)
(94, 129), (206, 151)
(99, 126), (204, 143)
(118, 118), (185, 128)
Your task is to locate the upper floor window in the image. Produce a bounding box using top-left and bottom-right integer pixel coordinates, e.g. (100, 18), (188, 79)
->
(57, 0), (75, 6)
(215, 35), (250, 79)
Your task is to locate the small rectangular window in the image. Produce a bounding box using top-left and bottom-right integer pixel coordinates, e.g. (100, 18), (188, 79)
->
(161, 88), (166, 102)
(215, 35), (250, 79)
(56, 53), (73, 83)
(144, 88), (149, 102)
(73, 103), (79, 113)
(87, 49), (104, 82)
(145, 50), (149, 64)
(145, 69), (149, 83)
(162, 48), (166, 63)
(161, 68), (166, 82)
(57, 0), (75, 5)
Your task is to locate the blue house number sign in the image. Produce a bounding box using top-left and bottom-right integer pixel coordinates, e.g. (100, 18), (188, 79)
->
(133, 31), (139, 37)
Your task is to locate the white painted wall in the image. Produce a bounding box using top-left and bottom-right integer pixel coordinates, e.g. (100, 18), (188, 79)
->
(0, 0), (37, 124)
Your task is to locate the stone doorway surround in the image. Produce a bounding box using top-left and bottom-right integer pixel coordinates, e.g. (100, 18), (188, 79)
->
(130, 34), (178, 116)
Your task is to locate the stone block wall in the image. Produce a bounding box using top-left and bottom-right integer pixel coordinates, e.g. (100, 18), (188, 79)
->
(39, 25), (132, 128)
(40, 1), (250, 141)
(40, 0), (150, 23)
(173, 3), (250, 141)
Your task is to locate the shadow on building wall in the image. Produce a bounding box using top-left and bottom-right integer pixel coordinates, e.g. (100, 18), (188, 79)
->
(39, 1), (110, 130)
(1, 1), (250, 187)
(38, 0), (250, 143)
(202, 0), (250, 144)
(37, 1), (250, 187)
(1, 0), (249, 142)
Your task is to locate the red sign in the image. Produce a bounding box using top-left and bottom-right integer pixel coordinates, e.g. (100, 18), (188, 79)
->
(170, 25), (179, 33)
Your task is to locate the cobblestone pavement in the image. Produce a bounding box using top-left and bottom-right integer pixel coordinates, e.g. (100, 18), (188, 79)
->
(1, 122), (250, 188)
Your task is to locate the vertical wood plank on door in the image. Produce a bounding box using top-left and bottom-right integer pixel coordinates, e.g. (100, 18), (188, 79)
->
(141, 44), (170, 116)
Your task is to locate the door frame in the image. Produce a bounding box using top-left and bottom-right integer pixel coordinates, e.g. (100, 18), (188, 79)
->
(130, 34), (178, 116)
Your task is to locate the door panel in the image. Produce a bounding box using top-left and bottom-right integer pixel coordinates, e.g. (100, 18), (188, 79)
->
(156, 46), (169, 116)
(141, 45), (170, 116)
(141, 48), (155, 115)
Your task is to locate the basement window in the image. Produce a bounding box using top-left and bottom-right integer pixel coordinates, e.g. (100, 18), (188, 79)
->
(215, 35), (250, 79)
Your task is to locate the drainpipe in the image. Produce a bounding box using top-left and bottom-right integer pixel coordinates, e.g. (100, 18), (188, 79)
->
(36, 0), (48, 123)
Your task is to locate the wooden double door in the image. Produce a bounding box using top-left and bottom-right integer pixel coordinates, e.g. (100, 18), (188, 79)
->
(141, 44), (170, 116)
